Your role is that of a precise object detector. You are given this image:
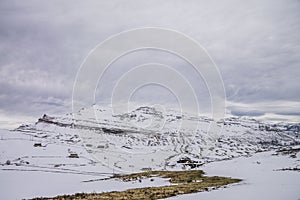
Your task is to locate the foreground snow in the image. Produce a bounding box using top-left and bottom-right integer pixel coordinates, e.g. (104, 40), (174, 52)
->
(166, 150), (300, 200)
(0, 129), (299, 199)
(0, 129), (170, 199)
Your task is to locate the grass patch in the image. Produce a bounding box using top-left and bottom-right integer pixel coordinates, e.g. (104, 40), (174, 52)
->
(113, 170), (205, 183)
(33, 170), (241, 200)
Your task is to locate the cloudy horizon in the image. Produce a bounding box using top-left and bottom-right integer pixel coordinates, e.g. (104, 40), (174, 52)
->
(0, 0), (300, 129)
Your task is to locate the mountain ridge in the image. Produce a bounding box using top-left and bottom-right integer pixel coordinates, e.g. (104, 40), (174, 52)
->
(15, 105), (300, 172)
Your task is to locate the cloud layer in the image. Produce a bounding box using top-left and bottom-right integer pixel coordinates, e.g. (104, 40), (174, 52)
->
(0, 0), (299, 128)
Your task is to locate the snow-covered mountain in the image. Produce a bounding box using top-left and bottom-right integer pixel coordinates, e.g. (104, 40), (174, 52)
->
(15, 105), (300, 172)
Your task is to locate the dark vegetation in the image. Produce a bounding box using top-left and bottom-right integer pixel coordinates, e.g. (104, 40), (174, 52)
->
(33, 170), (241, 200)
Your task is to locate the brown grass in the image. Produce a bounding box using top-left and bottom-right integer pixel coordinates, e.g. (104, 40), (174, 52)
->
(32, 170), (241, 200)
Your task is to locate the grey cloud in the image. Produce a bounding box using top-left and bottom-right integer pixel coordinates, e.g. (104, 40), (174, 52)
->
(0, 0), (299, 128)
(230, 110), (266, 117)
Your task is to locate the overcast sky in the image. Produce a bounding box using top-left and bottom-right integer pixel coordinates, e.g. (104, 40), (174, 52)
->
(0, 0), (299, 128)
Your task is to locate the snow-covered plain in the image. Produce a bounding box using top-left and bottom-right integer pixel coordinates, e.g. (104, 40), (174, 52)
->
(166, 150), (300, 200)
(0, 130), (171, 199)
(0, 105), (299, 199)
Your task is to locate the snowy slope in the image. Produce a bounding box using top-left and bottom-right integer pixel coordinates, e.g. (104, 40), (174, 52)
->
(14, 105), (300, 172)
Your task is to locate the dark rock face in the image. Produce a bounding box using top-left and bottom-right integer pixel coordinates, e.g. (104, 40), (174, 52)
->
(102, 128), (124, 134)
(177, 157), (202, 169)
